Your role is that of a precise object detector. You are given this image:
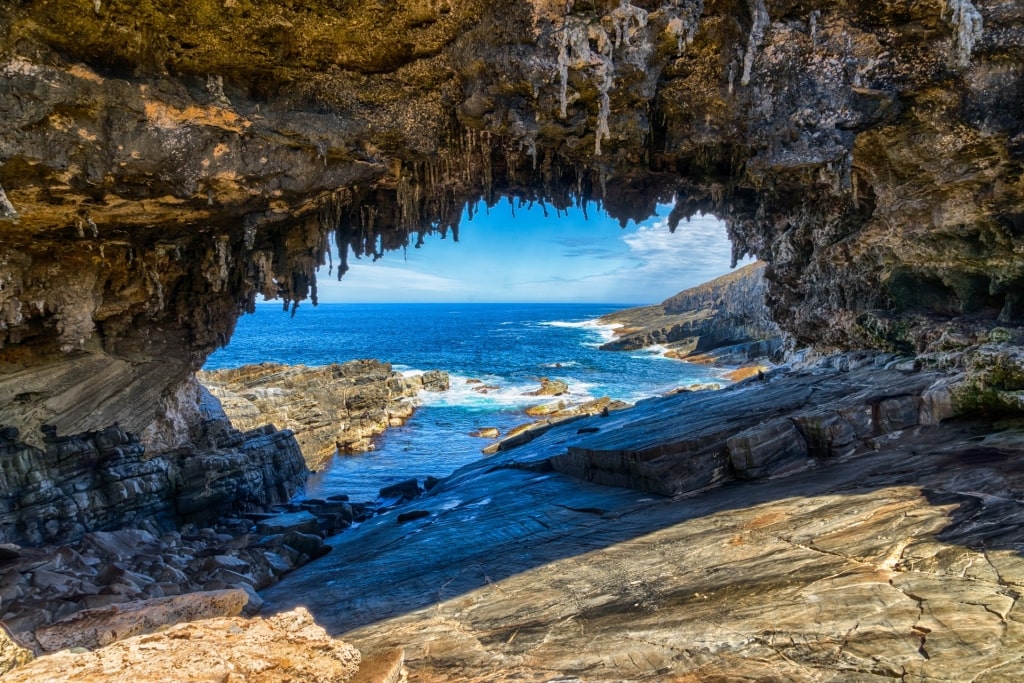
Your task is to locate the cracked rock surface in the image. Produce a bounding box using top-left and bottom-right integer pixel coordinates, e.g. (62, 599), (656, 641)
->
(263, 359), (1024, 681)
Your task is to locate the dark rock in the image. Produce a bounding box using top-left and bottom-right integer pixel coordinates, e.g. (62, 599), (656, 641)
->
(255, 512), (321, 537)
(379, 479), (422, 502)
(396, 510), (431, 524)
(600, 263), (782, 366)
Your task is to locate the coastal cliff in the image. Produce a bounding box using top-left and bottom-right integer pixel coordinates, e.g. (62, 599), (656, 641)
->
(0, 0), (1023, 679)
(1, 0), (1021, 455)
(599, 260), (782, 364)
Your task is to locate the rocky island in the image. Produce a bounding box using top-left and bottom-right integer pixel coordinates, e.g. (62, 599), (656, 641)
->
(1, 0), (1022, 680)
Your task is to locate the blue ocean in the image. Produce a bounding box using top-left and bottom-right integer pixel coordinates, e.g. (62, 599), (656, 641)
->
(204, 303), (725, 502)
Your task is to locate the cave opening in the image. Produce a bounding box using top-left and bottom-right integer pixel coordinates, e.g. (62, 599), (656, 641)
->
(312, 197), (744, 305)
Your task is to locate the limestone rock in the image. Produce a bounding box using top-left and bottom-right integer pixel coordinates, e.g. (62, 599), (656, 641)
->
(199, 361), (449, 470)
(33, 588), (248, 652)
(0, 626), (33, 675)
(5, 608), (360, 683)
(525, 377), (569, 397)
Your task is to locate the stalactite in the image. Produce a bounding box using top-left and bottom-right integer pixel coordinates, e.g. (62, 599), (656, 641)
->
(943, 0), (983, 68)
(741, 0), (769, 87)
(610, 1), (647, 50)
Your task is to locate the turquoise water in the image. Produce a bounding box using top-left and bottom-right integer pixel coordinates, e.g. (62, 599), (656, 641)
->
(204, 303), (724, 502)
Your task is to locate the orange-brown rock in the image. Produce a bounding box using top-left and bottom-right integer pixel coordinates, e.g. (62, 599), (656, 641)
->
(199, 361), (448, 470)
(4, 607), (361, 683)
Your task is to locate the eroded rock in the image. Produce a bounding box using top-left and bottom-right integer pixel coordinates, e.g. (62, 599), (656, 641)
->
(5, 608), (360, 683)
(199, 361), (449, 470)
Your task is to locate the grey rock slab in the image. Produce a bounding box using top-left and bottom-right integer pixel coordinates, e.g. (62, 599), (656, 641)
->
(262, 414), (1024, 682)
(255, 511), (320, 536)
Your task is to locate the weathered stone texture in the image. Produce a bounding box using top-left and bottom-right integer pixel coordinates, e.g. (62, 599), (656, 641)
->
(199, 360), (449, 470)
(0, 422), (306, 546)
(3, 607), (361, 683)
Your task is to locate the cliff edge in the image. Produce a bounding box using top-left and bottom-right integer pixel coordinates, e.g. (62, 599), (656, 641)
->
(599, 261), (783, 364)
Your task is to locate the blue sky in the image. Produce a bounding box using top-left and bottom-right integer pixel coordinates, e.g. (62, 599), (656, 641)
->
(312, 199), (749, 304)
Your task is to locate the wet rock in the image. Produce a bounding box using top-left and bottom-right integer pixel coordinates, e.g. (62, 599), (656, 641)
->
(526, 378), (568, 397)
(379, 479), (422, 502)
(469, 427), (500, 438)
(396, 511), (430, 524)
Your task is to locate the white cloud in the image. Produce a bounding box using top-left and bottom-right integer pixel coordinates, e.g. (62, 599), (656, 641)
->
(619, 213), (749, 291)
(314, 262), (463, 302)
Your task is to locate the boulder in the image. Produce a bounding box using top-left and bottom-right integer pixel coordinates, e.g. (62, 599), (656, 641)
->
(255, 511), (321, 536)
(379, 479), (422, 502)
(33, 588), (248, 652)
(526, 378), (568, 397)
(7, 608), (360, 683)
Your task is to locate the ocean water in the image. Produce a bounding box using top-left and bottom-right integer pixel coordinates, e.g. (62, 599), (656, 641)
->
(204, 303), (725, 502)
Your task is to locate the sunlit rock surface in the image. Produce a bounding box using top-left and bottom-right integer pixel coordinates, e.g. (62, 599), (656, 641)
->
(3, 607), (361, 683)
(199, 360), (449, 470)
(263, 358), (1024, 681)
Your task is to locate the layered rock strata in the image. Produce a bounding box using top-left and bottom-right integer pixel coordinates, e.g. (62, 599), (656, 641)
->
(262, 353), (1024, 681)
(1, 0), (1022, 462)
(0, 420), (305, 547)
(199, 360), (449, 470)
(599, 260), (783, 364)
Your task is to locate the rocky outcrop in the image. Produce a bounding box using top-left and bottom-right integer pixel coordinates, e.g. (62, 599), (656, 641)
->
(261, 354), (1024, 681)
(1, 0), (1022, 464)
(199, 360), (449, 470)
(0, 420), (306, 547)
(4, 607), (361, 683)
(0, 514), (338, 655)
(599, 260), (783, 364)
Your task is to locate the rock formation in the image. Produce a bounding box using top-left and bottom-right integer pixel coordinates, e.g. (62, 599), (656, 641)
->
(261, 349), (1024, 681)
(599, 260), (783, 363)
(0, 0), (1023, 678)
(1, 0), (1021, 459)
(199, 360), (449, 470)
(0, 419), (306, 547)
(3, 607), (362, 683)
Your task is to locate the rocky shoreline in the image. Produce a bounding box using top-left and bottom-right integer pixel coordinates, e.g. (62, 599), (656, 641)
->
(599, 261), (784, 367)
(200, 360), (450, 471)
(259, 342), (1024, 682)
